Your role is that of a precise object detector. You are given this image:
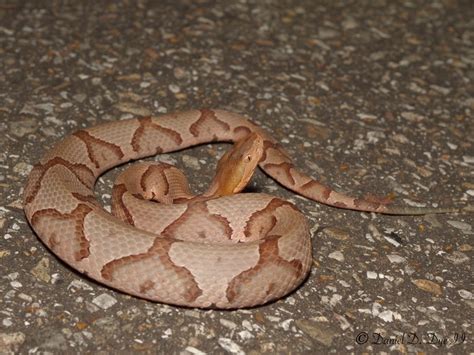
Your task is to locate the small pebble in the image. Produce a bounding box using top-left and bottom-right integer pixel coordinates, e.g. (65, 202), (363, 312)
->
(218, 337), (244, 355)
(328, 251), (344, 262)
(169, 84), (180, 93)
(411, 279), (443, 296)
(387, 254), (406, 263)
(367, 271), (378, 279)
(446, 220), (472, 232)
(458, 289), (473, 300)
(92, 293), (117, 310)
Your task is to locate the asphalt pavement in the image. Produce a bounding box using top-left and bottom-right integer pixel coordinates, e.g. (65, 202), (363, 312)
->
(0, 1), (473, 353)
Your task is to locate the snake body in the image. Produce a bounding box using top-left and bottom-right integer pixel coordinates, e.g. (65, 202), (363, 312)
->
(23, 109), (461, 308)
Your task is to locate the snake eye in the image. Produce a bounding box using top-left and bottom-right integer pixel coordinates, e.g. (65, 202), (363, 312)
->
(246, 155), (252, 162)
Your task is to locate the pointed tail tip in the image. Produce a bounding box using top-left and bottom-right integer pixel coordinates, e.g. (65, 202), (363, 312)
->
(382, 204), (473, 216)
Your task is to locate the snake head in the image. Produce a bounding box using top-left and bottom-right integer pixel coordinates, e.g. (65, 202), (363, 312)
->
(207, 132), (264, 197)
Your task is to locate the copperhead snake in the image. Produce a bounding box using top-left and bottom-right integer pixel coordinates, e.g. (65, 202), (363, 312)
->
(23, 109), (465, 308)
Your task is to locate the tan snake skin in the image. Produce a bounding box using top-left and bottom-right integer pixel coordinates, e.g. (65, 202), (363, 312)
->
(23, 109), (464, 308)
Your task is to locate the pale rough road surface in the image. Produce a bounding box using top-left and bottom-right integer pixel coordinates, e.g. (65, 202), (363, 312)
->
(1, 0), (473, 353)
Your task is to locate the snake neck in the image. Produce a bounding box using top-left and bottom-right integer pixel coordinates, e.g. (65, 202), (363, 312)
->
(203, 133), (264, 199)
